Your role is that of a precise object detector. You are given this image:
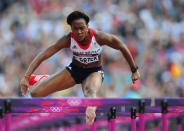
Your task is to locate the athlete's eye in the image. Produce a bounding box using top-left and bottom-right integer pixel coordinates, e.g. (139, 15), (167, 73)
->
(80, 27), (85, 30)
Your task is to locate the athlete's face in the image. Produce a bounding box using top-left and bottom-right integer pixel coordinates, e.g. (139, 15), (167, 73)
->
(71, 19), (88, 42)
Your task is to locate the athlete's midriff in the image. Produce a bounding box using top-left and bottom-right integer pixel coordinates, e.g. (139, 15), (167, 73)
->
(72, 56), (102, 68)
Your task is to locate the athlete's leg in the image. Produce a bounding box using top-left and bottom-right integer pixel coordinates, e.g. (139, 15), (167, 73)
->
(30, 69), (76, 97)
(82, 72), (103, 97)
(82, 72), (103, 125)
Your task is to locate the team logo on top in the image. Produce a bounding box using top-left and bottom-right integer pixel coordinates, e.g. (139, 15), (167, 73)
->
(72, 45), (77, 49)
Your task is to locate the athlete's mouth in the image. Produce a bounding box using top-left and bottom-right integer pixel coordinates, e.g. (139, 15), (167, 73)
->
(78, 34), (83, 37)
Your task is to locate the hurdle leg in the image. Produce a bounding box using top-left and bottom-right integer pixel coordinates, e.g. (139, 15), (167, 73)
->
(154, 120), (159, 131)
(139, 100), (145, 131)
(5, 113), (11, 131)
(139, 113), (144, 131)
(55, 127), (59, 131)
(177, 117), (182, 131)
(74, 117), (82, 131)
(91, 122), (96, 131)
(108, 119), (116, 131)
(161, 100), (168, 131)
(108, 119), (111, 131)
(63, 127), (69, 131)
(131, 107), (137, 131)
(162, 113), (168, 131)
(75, 124), (81, 131)
(4, 100), (11, 131)
(131, 118), (136, 131)
(111, 118), (116, 131)
(177, 124), (182, 131)
(55, 125), (61, 131)
(154, 127), (159, 131)
(107, 107), (116, 131)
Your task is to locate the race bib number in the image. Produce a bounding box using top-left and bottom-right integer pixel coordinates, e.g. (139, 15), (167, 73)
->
(74, 56), (99, 64)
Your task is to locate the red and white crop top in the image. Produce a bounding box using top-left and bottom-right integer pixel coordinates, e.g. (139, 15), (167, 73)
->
(70, 28), (102, 65)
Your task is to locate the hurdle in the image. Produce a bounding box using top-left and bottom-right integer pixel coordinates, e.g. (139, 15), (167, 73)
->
(0, 98), (183, 131)
(155, 98), (184, 131)
(0, 98), (151, 131)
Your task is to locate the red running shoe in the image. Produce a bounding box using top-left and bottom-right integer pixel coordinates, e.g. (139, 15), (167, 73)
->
(28, 75), (49, 86)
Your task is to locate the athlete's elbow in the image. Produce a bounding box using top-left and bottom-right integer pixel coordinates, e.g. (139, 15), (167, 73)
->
(37, 51), (50, 62)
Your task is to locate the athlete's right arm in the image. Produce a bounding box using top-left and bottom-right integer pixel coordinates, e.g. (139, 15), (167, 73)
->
(20, 35), (70, 95)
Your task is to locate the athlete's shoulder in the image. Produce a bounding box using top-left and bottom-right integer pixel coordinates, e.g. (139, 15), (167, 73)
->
(58, 33), (70, 41)
(92, 29), (105, 37)
(93, 29), (113, 45)
(56, 33), (71, 48)
(65, 33), (71, 40)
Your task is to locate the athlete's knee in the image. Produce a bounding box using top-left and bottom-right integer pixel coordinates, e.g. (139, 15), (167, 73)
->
(83, 86), (96, 97)
(30, 86), (42, 97)
(30, 90), (40, 97)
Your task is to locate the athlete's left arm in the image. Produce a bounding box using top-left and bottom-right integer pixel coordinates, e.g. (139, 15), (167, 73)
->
(94, 30), (140, 82)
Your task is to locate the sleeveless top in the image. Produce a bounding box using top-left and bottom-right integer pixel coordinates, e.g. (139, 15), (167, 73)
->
(70, 28), (102, 65)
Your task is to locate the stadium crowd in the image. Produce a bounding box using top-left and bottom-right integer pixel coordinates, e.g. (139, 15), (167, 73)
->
(0, 0), (183, 98)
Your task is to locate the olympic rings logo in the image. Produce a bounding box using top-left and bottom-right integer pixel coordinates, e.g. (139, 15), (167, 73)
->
(50, 107), (62, 112)
(67, 99), (81, 106)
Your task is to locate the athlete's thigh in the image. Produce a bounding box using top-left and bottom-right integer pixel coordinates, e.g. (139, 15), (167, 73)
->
(82, 72), (103, 97)
(31, 69), (76, 97)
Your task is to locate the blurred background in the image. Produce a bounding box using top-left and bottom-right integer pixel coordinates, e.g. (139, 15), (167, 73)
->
(0, 0), (183, 98)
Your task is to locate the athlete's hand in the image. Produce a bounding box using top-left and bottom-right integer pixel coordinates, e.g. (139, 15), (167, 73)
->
(131, 70), (140, 83)
(20, 76), (30, 96)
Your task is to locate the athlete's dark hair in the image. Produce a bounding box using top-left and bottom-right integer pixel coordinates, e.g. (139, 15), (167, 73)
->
(67, 11), (90, 25)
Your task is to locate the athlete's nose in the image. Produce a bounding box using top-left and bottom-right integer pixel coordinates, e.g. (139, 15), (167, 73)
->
(77, 29), (82, 35)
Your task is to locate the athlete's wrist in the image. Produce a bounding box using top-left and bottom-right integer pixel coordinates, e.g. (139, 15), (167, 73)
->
(131, 66), (138, 73)
(24, 75), (30, 79)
